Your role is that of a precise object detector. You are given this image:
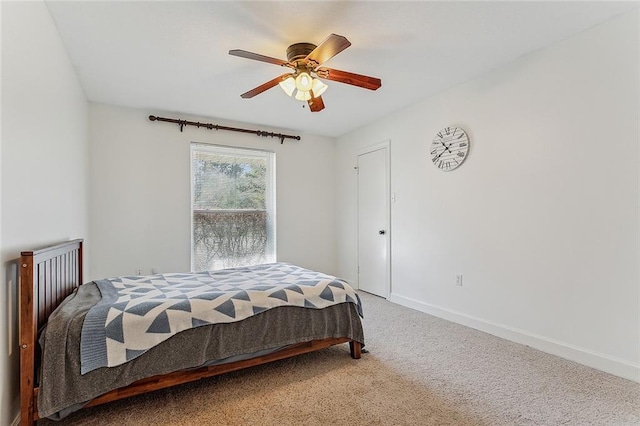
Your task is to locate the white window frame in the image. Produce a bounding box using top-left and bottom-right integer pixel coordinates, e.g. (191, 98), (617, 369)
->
(190, 142), (276, 271)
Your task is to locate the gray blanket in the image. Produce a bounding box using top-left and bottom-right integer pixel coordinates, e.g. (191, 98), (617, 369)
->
(39, 282), (364, 420)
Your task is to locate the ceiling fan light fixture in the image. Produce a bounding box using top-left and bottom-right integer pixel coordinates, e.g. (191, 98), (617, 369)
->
(278, 76), (296, 97)
(295, 90), (312, 101)
(311, 78), (328, 97)
(295, 72), (313, 92)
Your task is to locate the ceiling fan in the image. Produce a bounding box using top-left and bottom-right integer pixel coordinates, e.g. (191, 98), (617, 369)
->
(229, 34), (382, 112)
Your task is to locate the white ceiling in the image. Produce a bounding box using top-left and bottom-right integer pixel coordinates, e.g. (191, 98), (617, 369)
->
(45, 1), (637, 138)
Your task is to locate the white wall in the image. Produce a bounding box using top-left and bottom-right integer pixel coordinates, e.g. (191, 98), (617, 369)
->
(336, 11), (639, 381)
(0, 1), (89, 423)
(88, 104), (337, 280)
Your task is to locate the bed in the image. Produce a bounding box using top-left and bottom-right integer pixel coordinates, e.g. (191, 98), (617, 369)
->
(19, 239), (364, 425)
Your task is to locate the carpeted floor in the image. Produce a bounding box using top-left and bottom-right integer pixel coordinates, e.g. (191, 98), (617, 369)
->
(41, 292), (639, 425)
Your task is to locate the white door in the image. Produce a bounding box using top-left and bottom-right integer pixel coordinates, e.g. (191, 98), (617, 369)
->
(357, 146), (389, 298)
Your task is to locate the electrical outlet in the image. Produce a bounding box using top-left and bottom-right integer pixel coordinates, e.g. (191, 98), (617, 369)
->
(455, 274), (463, 286)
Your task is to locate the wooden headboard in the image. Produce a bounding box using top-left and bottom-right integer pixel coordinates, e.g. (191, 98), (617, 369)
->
(19, 239), (83, 425)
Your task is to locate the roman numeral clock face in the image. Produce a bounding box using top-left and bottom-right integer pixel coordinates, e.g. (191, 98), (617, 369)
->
(430, 126), (470, 171)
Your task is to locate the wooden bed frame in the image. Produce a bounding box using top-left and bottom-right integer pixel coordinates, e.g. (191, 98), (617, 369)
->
(19, 239), (362, 425)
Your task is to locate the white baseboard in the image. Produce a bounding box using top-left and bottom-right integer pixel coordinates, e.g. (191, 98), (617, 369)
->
(388, 292), (640, 383)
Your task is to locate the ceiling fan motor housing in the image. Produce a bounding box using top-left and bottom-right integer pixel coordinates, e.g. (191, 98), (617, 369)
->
(286, 42), (317, 63)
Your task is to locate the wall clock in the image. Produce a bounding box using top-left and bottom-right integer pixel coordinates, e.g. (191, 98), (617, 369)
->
(430, 126), (470, 171)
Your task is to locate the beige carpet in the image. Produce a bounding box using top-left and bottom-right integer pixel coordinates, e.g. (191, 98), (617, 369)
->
(41, 292), (639, 425)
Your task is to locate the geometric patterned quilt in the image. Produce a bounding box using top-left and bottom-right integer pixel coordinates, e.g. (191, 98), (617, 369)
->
(80, 263), (363, 374)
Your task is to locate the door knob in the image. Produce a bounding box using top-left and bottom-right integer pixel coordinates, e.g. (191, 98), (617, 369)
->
(378, 230), (386, 235)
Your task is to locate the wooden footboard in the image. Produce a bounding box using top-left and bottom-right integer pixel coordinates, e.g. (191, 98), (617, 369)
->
(19, 239), (361, 425)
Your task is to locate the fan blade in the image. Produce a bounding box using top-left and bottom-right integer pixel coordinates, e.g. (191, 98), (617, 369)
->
(308, 95), (325, 112)
(229, 49), (288, 67)
(240, 74), (291, 99)
(317, 67), (382, 91)
(305, 34), (351, 68)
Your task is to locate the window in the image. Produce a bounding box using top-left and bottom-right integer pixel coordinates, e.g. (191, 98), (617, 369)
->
(191, 143), (275, 271)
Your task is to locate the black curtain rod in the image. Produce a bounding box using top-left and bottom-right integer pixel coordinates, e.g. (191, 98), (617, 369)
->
(148, 115), (301, 144)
